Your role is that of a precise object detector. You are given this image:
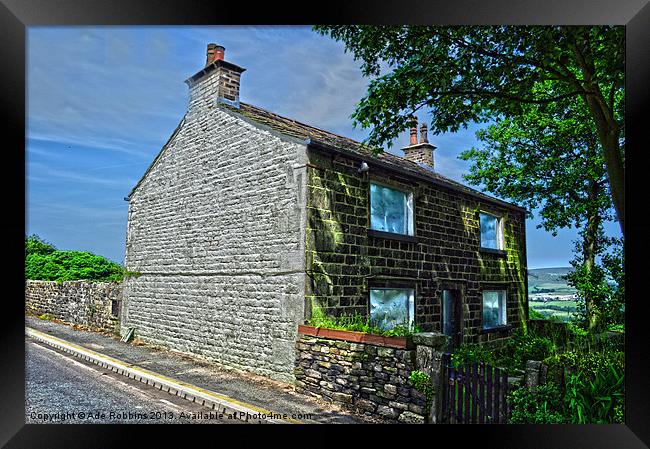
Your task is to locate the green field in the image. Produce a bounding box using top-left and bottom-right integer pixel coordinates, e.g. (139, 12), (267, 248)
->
(530, 302), (577, 322)
(528, 268), (578, 322)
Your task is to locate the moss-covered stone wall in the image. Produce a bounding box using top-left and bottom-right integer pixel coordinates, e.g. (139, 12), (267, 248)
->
(305, 147), (528, 345)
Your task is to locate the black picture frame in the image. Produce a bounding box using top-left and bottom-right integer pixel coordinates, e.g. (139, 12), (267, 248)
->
(3, 1), (648, 447)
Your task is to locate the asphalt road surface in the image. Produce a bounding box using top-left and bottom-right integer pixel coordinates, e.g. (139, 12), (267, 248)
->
(25, 338), (240, 424)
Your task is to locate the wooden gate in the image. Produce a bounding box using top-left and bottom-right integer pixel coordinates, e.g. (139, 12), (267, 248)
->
(440, 353), (509, 424)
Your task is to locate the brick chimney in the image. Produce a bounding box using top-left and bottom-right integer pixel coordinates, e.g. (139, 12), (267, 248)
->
(185, 43), (246, 110)
(402, 122), (436, 169)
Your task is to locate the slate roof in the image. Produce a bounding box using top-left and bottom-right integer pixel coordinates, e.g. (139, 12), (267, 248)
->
(225, 102), (526, 212)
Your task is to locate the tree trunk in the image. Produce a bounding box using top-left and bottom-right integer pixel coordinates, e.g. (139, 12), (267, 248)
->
(583, 181), (602, 331)
(585, 95), (625, 238)
(567, 32), (625, 238)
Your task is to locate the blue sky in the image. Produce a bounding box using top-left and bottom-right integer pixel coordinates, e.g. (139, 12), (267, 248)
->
(26, 26), (621, 268)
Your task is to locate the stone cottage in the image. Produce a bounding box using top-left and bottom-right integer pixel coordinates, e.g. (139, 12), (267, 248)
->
(122, 44), (528, 382)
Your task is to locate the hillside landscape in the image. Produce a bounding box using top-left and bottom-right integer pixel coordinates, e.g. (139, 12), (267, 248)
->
(528, 267), (577, 322)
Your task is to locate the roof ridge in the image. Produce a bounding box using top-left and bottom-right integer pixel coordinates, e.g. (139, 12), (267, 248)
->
(239, 102), (367, 148)
(224, 102), (525, 212)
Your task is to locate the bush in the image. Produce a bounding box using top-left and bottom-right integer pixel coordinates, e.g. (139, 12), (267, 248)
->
(528, 308), (545, 320)
(450, 329), (557, 375)
(529, 308), (564, 323)
(26, 234), (55, 257)
(508, 383), (568, 424)
(494, 329), (557, 372)
(511, 333), (556, 367)
(564, 361), (624, 423)
(450, 343), (498, 368)
(25, 235), (125, 282)
(409, 370), (434, 418)
(545, 348), (624, 384)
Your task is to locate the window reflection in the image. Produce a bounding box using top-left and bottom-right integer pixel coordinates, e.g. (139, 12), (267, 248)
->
(370, 183), (413, 236)
(370, 288), (415, 330)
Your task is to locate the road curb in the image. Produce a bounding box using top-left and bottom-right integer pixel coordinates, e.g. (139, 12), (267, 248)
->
(26, 327), (302, 424)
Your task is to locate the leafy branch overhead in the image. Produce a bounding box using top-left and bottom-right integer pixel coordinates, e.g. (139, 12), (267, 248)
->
(314, 25), (625, 235)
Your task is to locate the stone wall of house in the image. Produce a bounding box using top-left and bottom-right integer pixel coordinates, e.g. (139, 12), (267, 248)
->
(122, 68), (308, 382)
(294, 333), (429, 423)
(25, 280), (122, 331)
(305, 147), (528, 345)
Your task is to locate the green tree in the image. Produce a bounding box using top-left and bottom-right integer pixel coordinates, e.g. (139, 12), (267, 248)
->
(459, 95), (613, 330)
(25, 235), (125, 282)
(314, 26), (625, 236)
(567, 236), (624, 331)
(25, 234), (55, 257)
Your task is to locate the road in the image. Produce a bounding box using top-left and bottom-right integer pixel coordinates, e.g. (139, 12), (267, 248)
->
(25, 338), (240, 424)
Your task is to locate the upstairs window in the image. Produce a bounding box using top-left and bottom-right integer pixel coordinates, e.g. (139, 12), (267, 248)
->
(370, 183), (414, 236)
(482, 290), (507, 329)
(480, 212), (504, 250)
(370, 288), (415, 330)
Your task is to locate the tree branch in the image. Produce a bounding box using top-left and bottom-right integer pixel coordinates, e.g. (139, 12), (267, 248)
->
(429, 89), (585, 104)
(431, 29), (585, 88)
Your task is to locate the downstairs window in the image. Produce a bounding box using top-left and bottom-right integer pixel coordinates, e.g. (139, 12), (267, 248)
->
(369, 288), (415, 330)
(482, 290), (507, 329)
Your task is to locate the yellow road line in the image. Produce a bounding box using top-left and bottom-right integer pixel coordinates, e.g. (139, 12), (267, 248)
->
(25, 327), (303, 424)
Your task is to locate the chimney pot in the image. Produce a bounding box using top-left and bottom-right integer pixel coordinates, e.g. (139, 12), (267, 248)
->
(206, 43), (226, 66)
(409, 127), (418, 146)
(402, 120), (436, 169)
(420, 123), (429, 143)
(214, 45), (225, 61)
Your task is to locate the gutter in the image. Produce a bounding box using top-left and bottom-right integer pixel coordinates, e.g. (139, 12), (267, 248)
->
(304, 139), (527, 214)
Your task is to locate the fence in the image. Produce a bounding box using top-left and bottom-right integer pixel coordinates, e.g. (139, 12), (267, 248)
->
(440, 353), (509, 424)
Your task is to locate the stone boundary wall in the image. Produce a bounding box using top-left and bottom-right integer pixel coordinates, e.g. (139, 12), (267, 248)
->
(25, 280), (122, 332)
(294, 334), (428, 423)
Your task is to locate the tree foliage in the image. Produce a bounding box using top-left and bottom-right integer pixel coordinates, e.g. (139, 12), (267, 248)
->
(567, 236), (624, 330)
(459, 95), (612, 235)
(457, 91), (616, 330)
(25, 235), (125, 282)
(314, 25), (625, 235)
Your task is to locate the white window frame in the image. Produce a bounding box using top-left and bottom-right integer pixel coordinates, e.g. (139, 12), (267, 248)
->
(479, 211), (505, 250)
(482, 290), (507, 329)
(369, 182), (414, 236)
(369, 287), (415, 330)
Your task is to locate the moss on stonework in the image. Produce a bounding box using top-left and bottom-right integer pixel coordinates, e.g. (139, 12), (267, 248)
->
(335, 172), (353, 196)
(503, 219), (528, 332)
(305, 162), (528, 337)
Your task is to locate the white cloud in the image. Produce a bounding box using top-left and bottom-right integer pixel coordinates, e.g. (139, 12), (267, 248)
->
(27, 162), (137, 189)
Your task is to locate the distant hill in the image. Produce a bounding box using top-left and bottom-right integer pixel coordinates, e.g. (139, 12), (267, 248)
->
(528, 267), (577, 295)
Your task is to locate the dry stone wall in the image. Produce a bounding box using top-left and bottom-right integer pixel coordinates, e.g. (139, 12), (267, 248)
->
(294, 334), (428, 423)
(25, 280), (122, 331)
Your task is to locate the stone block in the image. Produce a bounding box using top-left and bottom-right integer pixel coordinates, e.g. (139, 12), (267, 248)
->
(384, 384), (398, 395)
(389, 400), (409, 411)
(398, 411), (425, 424)
(377, 405), (399, 419)
(356, 399), (376, 412)
(332, 392), (353, 404)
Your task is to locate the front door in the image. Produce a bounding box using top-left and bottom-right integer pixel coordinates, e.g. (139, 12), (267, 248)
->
(442, 289), (463, 349)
